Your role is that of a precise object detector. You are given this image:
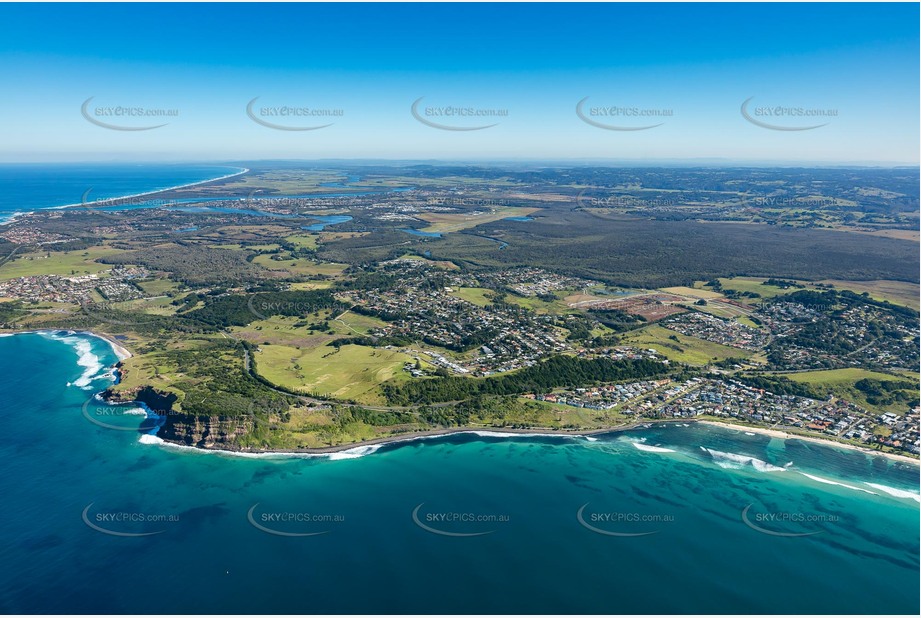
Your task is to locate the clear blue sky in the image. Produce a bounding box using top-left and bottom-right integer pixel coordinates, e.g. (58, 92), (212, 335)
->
(0, 3), (917, 164)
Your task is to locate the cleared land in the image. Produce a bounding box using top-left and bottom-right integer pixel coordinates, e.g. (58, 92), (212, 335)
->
(449, 287), (493, 307)
(819, 279), (920, 311)
(0, 246), (122, 280)
(661, 286), (723, 300)
(284, 234), (319, 250)
(416, 207), (541, 233)
(781, 368), (919, 415)
(621, 324), (755, 365)
(253, 343), (416, 404)
(252, 253), (347, 277)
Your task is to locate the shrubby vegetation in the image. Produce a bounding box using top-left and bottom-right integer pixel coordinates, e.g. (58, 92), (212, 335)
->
(382, 355), (669, 405)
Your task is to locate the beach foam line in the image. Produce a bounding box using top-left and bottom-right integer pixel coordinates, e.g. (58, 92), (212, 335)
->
(465, 430), (576, 439)
(328, 444), (383, 460)
(632, 442), (676, 453)
(71, 338), (105, 389)
(135, 428), (595, 460)
(16, 329), (130, 377)
(701, 446), (787, 472)
(799, 472), (878, 495)
(48, 167), (249, 210)
(138, 434), (323, 458)
(865, 483), (921, 504)
(138, 435), (384, 460)
(36, 331), (108, 389)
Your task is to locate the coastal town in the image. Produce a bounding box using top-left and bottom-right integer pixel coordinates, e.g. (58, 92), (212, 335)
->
(532, 376), (921, 455)
(0, 266), (149, 304)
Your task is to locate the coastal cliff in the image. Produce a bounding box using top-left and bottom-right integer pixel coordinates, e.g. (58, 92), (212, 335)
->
(102, 384), (253, 448)
(157, 413), (254, 448)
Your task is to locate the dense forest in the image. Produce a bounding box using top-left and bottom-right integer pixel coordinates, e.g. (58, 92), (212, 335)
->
(390, 212), (921, 288)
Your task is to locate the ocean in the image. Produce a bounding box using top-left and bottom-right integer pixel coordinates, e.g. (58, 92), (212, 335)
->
(0, 332), (917, 614)
(0, 164), (244, 221)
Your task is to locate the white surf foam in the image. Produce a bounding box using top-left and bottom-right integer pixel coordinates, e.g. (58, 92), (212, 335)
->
(864, 483), (921, 504)
(466, 430), (568, 439)
(799, 472), (878, 495)
(327, 444), (383, 460)
(70, 338), (106, 388)
(632, 442), (676, 453)
(701, 447), (787, 472)
(37, 331), (108, 389)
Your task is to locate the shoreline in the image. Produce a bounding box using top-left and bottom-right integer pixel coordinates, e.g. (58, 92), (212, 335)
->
(152, 423), (659, 457)
(0, 328), (133, 361)
(1, 166), (249, 225)
(2, 328), (917, 466)
(150, 418), (920, 464)
(54, 166), (249, 209)
(698, 420), (920, 466)
(90, 331), (133, 361)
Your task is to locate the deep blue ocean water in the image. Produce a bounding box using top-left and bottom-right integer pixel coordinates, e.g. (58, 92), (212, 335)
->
(0, 164), (243, 220)
(0, 332), (918, 614)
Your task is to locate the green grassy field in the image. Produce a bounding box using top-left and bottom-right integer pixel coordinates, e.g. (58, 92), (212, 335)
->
(252, 253), (347, 277)
(332, 310), (390, 336)
(520, 396), (633, 427)
(781, 368), (919, 415)
(712, 277), (792, 299)
(782, 368), (907, 385)
(704, 277), (921, 311)
(233, 310), (390, 348)
(818, 279), (920, 311)
(621, 325), (756, 365)
(660, 286), (723, 299)
(450, 287), (493, 307)
(289, 280), (334, 290)
(253, 343), (416, 404)
(284, 234), (319, 250)
(233, 314), (337, 347)
(135, 279), (181, 295)
(0, 246), (122, 280)
(507, 291), (576, 315)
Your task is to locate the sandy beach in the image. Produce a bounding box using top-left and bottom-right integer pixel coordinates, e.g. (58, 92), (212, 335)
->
(0, 328), (133, 361)
(0, 166), (250, 228)
(50, 166), (250, 210)
(698, 420), (920, 466)
(91, 331), (133, 361)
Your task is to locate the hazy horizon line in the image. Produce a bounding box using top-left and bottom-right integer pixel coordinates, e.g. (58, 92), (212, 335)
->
(1, 157), (918, 169)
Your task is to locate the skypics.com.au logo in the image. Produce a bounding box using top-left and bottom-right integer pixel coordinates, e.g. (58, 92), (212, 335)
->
(81, 97), (178, 131)
(411, 97), (508, 131)
(576, 97), (673, 131)
(741, 96), (837, 131)
(246, 97), (344, 131)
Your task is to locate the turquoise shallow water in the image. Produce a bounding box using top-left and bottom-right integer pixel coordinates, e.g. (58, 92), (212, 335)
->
(0, 332), (918, 614)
